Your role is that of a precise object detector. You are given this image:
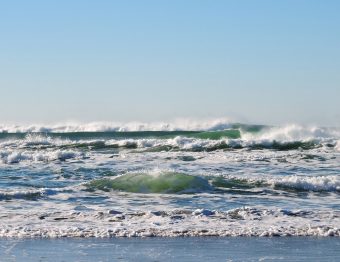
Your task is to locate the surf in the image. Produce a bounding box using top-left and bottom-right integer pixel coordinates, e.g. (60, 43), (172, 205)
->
(86, 172), (212, 193)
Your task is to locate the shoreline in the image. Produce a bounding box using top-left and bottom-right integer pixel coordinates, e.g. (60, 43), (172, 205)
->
(0, 237), (339, 261)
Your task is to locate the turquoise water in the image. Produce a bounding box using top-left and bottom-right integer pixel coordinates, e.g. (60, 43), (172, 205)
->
(0, 123), (339, 237)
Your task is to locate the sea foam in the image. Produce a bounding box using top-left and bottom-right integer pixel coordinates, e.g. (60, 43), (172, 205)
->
(242, 124), (340, 143)
(214, 174), (340, 192)
(0, 118), (234, 133)
(0, 149), (84, 164)
(0, 120), (339, 239)
(0, 207), (338, 238)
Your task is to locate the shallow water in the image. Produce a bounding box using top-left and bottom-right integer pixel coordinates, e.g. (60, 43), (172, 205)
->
(0, 237), (339, 262)
(0, 123), (339, 237)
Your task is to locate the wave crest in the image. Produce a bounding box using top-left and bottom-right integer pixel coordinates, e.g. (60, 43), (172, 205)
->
(242, 124), (340, 142)
(0, 118), (233, 133)
(214, 174), (340, 192)
(86, 171), (212, 194)
(0, 149), (85, 164)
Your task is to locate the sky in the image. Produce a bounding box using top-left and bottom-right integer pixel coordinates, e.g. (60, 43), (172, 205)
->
(1, 0), (339, 126)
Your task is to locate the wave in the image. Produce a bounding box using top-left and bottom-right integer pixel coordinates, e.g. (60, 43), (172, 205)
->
(213, 175), (340, 192)
(0, 120), (339, 143)
(0, 118), (235, 133)
(273, 175), (340, 192)
(0, 138), (336, 166)
(0, 149), (85, 164)
(106, 135), (338, 151)
(86, 172), (212, 193)
(1, 134), (336, 154)
(0, 188), (63, 201)
(86, 170), (340, 194)
(242, 124), (340, 143)
(0, 125), (339, 159)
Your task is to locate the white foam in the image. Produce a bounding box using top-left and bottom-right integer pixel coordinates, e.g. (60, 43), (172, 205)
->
(0, 134), (69, 149)
(22, 133), (54, 146)
(272, 175), (340, 191)
(0, 118), (233, 133)
(216, 174), (340, 192)
(106, 135), (338, 151)
(0, 125), (339, 155)
(0, 188), (67, 200)
(0, 149), (85, 164)
(105, 136), (229, 150)
(0, 207), (338, 237)
(336, 140), (340, 151)
(242, 124), (340, 142)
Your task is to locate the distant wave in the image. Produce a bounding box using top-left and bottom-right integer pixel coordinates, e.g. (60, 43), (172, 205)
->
(0, 121), (339, 143)
(0, 135), (337, 157)
(0, 129), (339, 165)
(242, 124), (340, 142)
(0, 122), (339, 166)
(0, 118), (234, 133)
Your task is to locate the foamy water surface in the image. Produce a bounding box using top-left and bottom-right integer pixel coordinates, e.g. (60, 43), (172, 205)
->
(0, 121), (339, 237)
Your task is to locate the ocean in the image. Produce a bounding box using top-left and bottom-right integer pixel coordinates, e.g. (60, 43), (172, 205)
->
(0, 120), (339, 238)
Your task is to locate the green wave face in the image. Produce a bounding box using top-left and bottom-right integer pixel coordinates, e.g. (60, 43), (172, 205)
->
(231, 124), (267, 133)
(0, 124), (265, 140)
(211, 177), (267, 189)
(86, 172), (212, 194)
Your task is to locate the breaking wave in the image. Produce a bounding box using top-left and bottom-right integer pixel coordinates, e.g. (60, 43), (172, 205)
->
(0, 149), (85, 164)
(86, 170), (340, 194)
(213, 174), (340, 192)
(0, 120), (338, 139)
(0, 120), (339, 239)
(0, 123), (339, 153)
(1, 134), (338, 156)
(0, 119), (235, 133)
(86, 172), (212, 193)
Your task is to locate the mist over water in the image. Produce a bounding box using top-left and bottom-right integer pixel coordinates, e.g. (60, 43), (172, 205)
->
(0, 120), (339, 237)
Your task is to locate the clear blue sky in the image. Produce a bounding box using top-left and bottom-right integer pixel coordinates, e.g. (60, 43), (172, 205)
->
(1, 0), (339, 125)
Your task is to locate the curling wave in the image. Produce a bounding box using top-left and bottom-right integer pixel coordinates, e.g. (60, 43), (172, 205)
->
(86, 170), (340, 194)
(86, 172), (212, 193)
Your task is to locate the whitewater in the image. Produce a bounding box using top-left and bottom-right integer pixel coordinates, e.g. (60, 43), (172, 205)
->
(0, 120), (339, 238)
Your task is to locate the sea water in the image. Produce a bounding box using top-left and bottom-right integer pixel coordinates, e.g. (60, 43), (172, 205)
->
(0, 121), (339, 237)
(1, 237), (339, 261)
